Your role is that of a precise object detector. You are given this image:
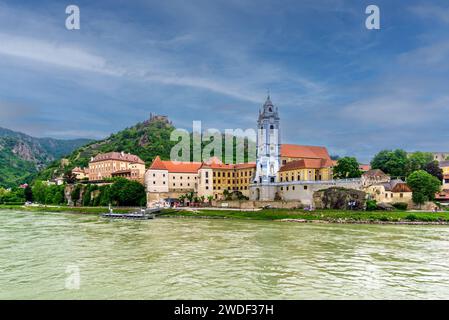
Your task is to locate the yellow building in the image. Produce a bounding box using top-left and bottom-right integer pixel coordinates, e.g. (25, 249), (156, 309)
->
(199, 157), (256, 200)
(440, 161), (449, 189)
(146, 156), (256, 203)
(365, 179), (413, 205)
(278, 158), (333, 182)
(89, 151), (146, 184)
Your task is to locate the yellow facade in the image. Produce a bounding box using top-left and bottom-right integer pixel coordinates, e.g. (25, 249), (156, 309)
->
(278, 167), (332, 182)
(212, 167), (255, 197)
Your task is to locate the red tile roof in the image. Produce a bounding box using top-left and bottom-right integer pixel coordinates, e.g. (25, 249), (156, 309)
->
(149, 156), (202, 173)
(279, 158), (332, 172)
(90, 152), (145, 164)
(280, 144), (331, 160)
(359, 164), (371, 171)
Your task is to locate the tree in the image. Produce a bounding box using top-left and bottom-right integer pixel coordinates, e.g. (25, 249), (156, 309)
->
(24, 185), (33, 202)
(407, 170), (441, 205)
(207, 195), (213, 203)
(407, 152), (433, 173)
(63, 171), (77, 184)
(371, 149), (409, 178)
(32, 181), (47, 204)
(423, 161), (443, 181)
(109, 178), (146, 206)
(333, 157), (362, 179)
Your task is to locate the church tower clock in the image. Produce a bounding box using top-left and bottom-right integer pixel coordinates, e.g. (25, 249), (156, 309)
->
(254, 95), (281, 184)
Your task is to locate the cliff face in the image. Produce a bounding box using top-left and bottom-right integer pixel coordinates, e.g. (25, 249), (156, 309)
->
(0, 127), (91, 188)
(313, 187), (366, 210)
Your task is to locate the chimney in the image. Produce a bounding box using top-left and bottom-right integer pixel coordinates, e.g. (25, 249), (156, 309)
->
(121, 151), (125, 157)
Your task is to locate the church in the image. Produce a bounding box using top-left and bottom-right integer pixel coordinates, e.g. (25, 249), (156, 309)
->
(248, 95), (337, 202)
(145, 95), (339, 205)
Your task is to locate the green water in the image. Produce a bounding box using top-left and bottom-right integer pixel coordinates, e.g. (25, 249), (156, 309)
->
(1, 210), (449, 299)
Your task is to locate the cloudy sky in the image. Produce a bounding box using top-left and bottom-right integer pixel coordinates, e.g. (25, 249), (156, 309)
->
(0, 0), (448, 162)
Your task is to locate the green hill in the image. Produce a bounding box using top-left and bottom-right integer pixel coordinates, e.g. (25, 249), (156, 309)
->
(36, 116), (178, 181)
(0, 127), (91, 188)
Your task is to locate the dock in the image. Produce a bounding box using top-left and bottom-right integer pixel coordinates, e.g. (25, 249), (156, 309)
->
(101, 207), (162, 220)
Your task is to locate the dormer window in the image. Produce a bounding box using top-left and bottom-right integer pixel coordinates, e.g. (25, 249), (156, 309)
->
(268, 107), (272, 112)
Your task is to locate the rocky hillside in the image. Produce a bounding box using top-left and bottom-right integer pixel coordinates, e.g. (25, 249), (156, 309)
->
(0, 127), (91, 188)
(36, 116), (178, 181)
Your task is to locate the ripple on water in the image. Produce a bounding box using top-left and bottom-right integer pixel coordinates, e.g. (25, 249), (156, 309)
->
(1, 210), (449, 299)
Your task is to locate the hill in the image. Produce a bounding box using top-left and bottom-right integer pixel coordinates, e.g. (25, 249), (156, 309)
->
(0, 127), (91, 188)
(36, 116), (178, 181)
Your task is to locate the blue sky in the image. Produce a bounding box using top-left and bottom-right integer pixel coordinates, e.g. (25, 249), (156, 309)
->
(0, 0), (449, 162)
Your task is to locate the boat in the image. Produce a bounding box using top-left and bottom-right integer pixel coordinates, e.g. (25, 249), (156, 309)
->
(101, 205), (161, 220)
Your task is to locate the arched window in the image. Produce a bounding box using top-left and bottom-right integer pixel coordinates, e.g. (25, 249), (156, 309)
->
(270, 125), (274, 130)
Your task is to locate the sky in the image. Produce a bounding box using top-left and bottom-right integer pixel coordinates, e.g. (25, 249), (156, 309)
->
(0, 0), (449, 162)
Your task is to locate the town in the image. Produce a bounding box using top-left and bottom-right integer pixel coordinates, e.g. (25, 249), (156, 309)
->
(4, 96), (444, 216)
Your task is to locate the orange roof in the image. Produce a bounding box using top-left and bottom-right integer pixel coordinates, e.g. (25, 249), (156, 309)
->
(91, 152), (145, 164)
(359, 164), (371, 171)
(280, 144), (331, 160)
(149, 156), (202, 173)
(279, 158), (331, 172)
(150, 156), (255, 172)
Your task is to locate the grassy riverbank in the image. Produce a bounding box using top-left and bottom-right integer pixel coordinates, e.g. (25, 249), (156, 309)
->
(160, 208), (449, 223)
(0, 204), (130, 214)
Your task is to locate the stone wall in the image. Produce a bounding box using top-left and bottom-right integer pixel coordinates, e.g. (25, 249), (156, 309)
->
(213, 200), (303, 209)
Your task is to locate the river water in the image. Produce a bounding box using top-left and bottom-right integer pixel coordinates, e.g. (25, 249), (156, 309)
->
(1, 210), (449, 299)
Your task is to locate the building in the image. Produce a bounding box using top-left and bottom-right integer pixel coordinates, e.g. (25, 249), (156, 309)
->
(254, 95), (281, 184)
(359, 164), (371, 172)
(365, 179), (413, 205)
(439, 160), (449, 189)
(88, 151), (146, 183)
(250, 96), (339, 202)
(72, 167), (88, 180)
(432, 153), (449, 162)
(145, 156), (202, 202)
(145, 156), (256, 204)
(278, 158), (333, 182)
(198, 157), (256, 200)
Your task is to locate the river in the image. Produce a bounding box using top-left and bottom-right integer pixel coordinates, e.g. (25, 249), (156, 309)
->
(1, 210), (449, 299)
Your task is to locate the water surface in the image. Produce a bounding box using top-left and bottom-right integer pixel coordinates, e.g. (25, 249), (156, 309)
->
(1, 210), (449, 299)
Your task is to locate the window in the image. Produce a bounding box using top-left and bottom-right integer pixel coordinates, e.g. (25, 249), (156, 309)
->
(153, 181), (156, 185)
(304, 186), (308, 190)
(206, 172), (209, 178)
(206, 186), (209, 190)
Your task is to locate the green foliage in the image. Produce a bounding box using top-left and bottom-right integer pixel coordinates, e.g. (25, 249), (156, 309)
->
(366, 200), (378, 211)
(371, 150), (438, 179)
(71, 184), (82, 202)
(30, 181), (65, 205)
(109, 178), (146, 206)
(407, 170), (441, 205)
(371, 149), (409, 178)
(392, 202), (408, 211)
(333, 157), (362, 179)
(0, 128), (90, 188)
(407, 152), (433, 173)
(0, 187), (26, 204)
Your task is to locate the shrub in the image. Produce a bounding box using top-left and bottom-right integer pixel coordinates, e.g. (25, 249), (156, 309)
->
(366, 200), (377, 211)
(392, 202), (408, 211)
(405, 214), (417, 221)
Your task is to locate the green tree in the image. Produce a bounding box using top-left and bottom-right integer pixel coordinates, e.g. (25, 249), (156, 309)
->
(333, 157), (362, 179)
(32, 181), (47, 204)
(407, 152), (433, 173)
(407, 170), (441, 205)
(109, 178), (146, 206)
(371, 149), (409, 178)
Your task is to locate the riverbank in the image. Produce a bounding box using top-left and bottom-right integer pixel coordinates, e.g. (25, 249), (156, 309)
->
(1, 205), (449, 224)
(159, 208), (449, 224)
(0, 205), (131, 214)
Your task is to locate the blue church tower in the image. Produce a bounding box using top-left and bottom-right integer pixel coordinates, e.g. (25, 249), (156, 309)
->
(254, 95), (281, 184)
